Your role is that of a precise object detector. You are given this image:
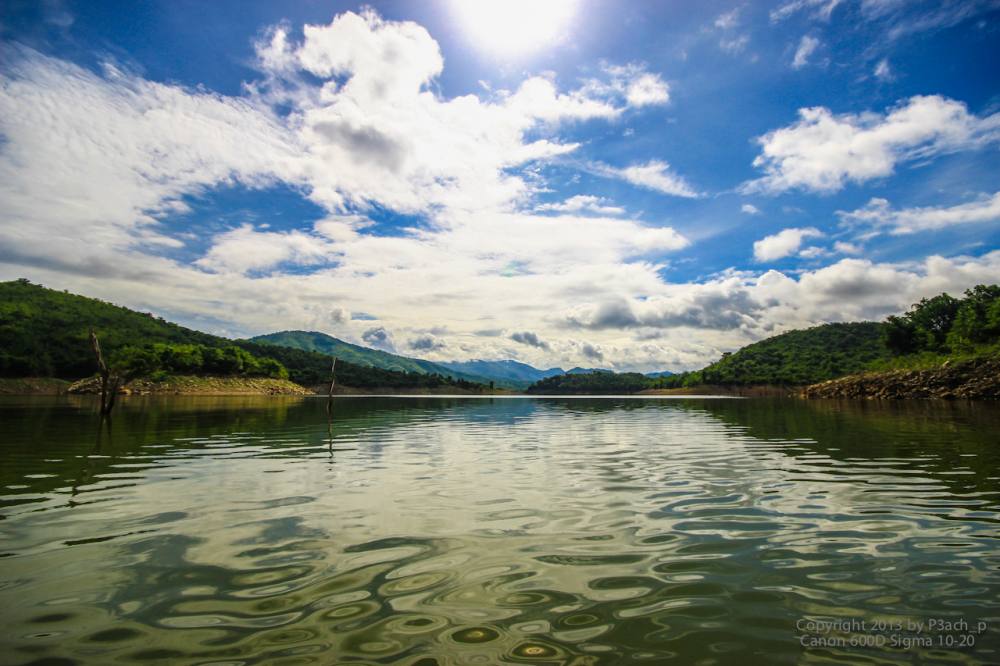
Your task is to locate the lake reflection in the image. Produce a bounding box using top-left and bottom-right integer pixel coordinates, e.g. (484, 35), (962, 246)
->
(1, 395), (999, 664)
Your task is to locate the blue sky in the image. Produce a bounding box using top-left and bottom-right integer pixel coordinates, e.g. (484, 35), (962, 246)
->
(1, 0), (999, 371)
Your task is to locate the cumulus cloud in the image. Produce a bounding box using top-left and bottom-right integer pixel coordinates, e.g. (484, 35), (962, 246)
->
(593, 63), (671, 107)
(565, 252), (1000, 343)
(409, 335), (445, 352)
(741, 203), (761, 215)
(511, 331), (549, 349)
(838, 192), (1000, 235)
(625, 73), (671, 106)
(744, 95), (1000, 194)
(753, 227), (824, 261)
(792, 36), (820, 69)
(536, 195), (625, 216)
(246, 11), (673, 214)
(592, 160), (700, 198)
(833, 241), (863, 255)
(362, 326), (395, 351)
(3, 9), (998, 375)
(579, 342), (604, 361)
(196, 224), (334, 274)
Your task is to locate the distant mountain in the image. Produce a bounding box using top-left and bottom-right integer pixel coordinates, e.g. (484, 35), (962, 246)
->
(439, 359), (564, 384)
(252, 330), (495, 385)
(565, 367), (613, 375)
(645, 370), (675, 378)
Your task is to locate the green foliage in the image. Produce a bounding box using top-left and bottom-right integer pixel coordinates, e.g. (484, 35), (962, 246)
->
(526, 371), (652, 394)
(0, 279), (220, 378)
(884, 293), (962, 354)
(108, 343), (289, 380)
(885, 286), (1000, 355)
(659, 322), (890, 388)
(945, 285), (1000, 351)
(0, 280), (481, 390)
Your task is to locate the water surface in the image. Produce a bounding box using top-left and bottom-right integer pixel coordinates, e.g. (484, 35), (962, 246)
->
(2, 395), (999, 664)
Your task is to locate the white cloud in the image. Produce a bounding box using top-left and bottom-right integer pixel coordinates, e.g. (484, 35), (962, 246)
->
(625, 73), (670, 106)
(741, 203), (761, 215)
(249, 11), (672, 214)
(798, 245), (827, 259)
(744, 95), (1000, 194)
(753, 227), (824, 261)
(720, 35), (751, 54)
(592, 160), (700, 198)
(839, 192), (1000, 235)
(3, 9), (998, 374)
(771, 0), (843, 22)
(536, 195), (625, 216)
(0, 47), (300, 272)
(715, 8), (741, 30)
(792, 35), (820, 69)
(833, 241), (863, 255)
(196, 224), (334, 274)
(874, 58), (893, 81)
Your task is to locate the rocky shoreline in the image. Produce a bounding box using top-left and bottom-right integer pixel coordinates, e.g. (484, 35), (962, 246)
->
(800, 357), (1000, 400)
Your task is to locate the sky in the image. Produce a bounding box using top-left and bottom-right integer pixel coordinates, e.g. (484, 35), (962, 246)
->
(1, 0), (999, 372)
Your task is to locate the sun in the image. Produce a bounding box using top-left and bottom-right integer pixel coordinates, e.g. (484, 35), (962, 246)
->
(449, 0), (579, 58)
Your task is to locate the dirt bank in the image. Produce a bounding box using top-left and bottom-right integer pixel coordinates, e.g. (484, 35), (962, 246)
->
(68, 375), (312, 396)
(0, 378), (72, 395)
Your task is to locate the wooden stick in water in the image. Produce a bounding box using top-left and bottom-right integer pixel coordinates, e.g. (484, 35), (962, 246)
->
(326, 357), (337, 414)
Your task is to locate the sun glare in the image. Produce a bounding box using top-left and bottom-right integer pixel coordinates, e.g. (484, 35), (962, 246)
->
(449, 0), (579, 58)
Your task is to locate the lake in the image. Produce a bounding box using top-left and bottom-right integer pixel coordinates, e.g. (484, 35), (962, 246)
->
(1, 395), (999, 664)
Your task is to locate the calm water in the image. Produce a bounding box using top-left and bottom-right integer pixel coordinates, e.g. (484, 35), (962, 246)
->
(1, 396), (999, 665)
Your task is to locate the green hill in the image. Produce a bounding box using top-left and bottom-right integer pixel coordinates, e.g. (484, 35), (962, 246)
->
(680, 322), (890, 387)
(525, 322), (890, 393)
(0, 279), (223, 378)
(252, 330), (495, 386)
(0, 280), (484, 391)
(526, 371), (651, 394)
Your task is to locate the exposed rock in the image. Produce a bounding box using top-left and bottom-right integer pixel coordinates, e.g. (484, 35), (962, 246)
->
(800, 357), (1000, 400)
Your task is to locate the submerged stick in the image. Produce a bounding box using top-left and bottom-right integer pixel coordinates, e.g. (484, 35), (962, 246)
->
(326, 357), (337, 415)
(89, 329), (113, 416)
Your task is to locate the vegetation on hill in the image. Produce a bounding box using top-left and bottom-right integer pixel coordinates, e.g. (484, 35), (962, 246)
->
(236, 341), (485, 391)
(0, 280), (485, 392)
(439, 359), (564, 385)
(526, 371), (654, 394)
(876, 285), (1000, 368)
(251, 330), (491, 384)
(659, 322), (889, 388)
(111, 343), (288, 381)
(0, 279), (219, 378)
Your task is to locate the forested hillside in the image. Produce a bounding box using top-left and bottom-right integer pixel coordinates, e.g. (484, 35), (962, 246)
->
(660, 322), (889, 388)
(0, 280), (485, 391)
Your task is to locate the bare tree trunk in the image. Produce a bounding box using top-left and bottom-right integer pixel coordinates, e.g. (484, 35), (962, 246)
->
(89, 329), (114, 416)
(326, 357), (337, 415)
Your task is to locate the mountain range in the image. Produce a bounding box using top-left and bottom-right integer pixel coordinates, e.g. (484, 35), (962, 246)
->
(252, 331), (672, 387)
